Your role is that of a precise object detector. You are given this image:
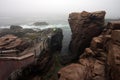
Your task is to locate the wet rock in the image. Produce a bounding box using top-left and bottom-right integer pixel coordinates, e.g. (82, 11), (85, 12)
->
(69, 11), (106, 60)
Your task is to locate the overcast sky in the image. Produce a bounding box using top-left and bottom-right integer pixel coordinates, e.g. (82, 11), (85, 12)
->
(0, 0), (120, 19)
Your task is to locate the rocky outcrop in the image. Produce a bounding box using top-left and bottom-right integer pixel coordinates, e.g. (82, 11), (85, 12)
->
(8, 28), (63, 80)
(58, 13), (120, 80)
(0, 26), (40, 56)
(33, 22), (49, 26)
(58, 60), (106, 80)
(0, 27), (39, 80)
(10, 25), (23, 31)
(0, 26), (36, 38)
(0, 35), (29, 53)
(69, 11), (106, 60)
(106, 21), (120, 80)
(58, 36), (107, 80)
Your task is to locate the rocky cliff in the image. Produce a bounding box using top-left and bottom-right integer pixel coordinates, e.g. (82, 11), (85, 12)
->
(60, 11), (106, 64)
(0, 27), (63, 80)
(58, 11), (120, 80)
(69, 11), (106, 59)
(106, 21), (120, 80)
(8, 28), (63, 80)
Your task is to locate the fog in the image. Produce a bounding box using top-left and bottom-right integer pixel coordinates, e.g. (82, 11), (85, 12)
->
(0, 0), (120, 25)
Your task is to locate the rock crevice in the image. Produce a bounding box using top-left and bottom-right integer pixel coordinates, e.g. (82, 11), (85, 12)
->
(58, 11), (120, 80)
(69, 11), (106, 59)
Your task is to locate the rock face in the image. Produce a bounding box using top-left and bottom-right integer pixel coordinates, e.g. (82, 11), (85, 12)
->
(58, 13), (120, 80)
(0, 27), (38, 80)
(58, 36), (106, 80)
(69, 11), (106, 59)
(8, 28), (63, 80)
(106, 21), (120, 80)
(33, 22), (49, 26)
(0, 34), (29, 53)
(0, 27), (63, 80)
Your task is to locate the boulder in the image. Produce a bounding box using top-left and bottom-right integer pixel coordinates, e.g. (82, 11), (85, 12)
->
(58, 64), (87, 80)
(69, 11), (106, 60)
(58, 57), (106, 80)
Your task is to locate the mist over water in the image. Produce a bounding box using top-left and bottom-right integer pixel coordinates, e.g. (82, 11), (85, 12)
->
(0, 0), (120, 26)
(0, 16), (68, 26)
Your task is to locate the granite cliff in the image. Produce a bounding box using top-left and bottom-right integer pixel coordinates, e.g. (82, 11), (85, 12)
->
(0, 27), (63, 80)
(58, 11), (120, 80)
(61, 11), (106, 64)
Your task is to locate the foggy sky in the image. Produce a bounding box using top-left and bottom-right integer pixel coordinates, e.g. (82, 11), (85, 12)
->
(0, 0), (120, 19)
